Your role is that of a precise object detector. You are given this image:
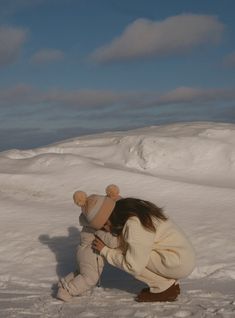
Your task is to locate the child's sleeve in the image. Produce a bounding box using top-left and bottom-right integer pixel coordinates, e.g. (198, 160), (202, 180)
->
(95, 230), (119, 248)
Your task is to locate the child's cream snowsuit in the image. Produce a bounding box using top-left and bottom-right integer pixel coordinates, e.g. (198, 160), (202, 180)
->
(60, 214), (118, 296)
(101, 216), (196, 293)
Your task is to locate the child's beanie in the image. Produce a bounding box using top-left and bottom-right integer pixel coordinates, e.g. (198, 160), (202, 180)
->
(73, 184), (121, 230)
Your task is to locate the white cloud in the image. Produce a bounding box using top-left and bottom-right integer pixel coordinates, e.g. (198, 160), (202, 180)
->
(1, 85), (234, 109)
(154, 87), (235, 106)
(30, 49), (65, 64)
(0, 84), (42, 105)
(90, 14), (225, 63)
(223, 51), (235, 67)
(0, 85), (135, 108)
(45, 89), (136, 107)
(0, 26), (28, 66)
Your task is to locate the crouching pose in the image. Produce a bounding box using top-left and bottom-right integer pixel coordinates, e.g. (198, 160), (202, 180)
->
(92, 195), (196, 302)
(57, 185), (120, 301)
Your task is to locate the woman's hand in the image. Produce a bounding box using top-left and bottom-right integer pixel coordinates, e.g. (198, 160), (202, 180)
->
(92, 235), (106, 254)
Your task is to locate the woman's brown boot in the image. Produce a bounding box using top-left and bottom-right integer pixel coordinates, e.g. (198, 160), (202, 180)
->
(135, 283), (180, 302)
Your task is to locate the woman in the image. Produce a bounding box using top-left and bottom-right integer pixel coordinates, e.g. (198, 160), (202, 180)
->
(92, 198), (195, 302)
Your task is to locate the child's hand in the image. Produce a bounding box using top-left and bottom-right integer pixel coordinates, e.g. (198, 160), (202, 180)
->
(92, 235), (106, 254)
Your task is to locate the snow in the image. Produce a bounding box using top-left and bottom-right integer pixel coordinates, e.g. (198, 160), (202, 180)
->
(0, 122), (235, 317)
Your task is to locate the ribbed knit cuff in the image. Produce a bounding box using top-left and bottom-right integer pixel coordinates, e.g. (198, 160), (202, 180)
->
(100, 245), (110, 257)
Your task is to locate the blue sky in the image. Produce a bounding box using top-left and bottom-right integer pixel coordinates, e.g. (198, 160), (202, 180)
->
(0, 0), (235, 151)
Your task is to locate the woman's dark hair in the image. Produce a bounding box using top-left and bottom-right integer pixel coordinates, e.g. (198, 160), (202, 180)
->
(109, 198), (167, 236)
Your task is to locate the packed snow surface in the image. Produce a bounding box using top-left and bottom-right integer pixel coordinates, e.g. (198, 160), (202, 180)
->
(0, 122), (235, 317)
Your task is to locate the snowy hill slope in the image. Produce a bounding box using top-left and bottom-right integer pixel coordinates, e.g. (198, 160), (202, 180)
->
(0, 122), (235, 317)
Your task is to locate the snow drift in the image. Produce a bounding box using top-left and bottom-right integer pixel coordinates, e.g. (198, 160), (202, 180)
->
(0, 122), (235, 317)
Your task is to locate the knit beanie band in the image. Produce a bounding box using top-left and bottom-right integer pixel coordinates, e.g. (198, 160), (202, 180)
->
(73, 184), (120, 230)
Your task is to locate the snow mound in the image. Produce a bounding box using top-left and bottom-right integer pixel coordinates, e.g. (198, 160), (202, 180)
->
(2, 122), (234, 186)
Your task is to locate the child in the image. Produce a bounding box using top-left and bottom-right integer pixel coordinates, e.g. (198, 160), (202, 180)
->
(57, 184), (121, 301)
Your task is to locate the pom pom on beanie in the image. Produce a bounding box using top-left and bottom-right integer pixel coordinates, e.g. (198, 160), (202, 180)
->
(73, 191), (87, 207)
(106, 184), (120, 200)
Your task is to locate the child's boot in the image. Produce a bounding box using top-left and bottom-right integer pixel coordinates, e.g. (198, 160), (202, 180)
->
(56, 287), (72, 302)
